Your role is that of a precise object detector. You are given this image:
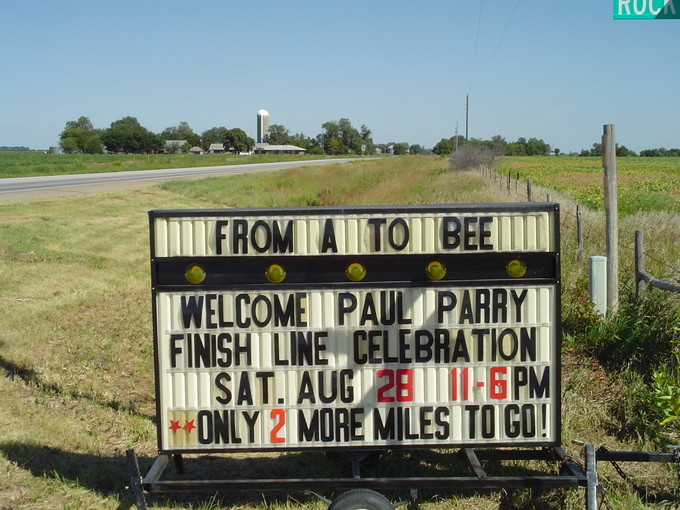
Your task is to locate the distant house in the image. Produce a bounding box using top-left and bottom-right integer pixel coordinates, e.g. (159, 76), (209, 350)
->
(165, 140), (187, 154)
(188, 146), (203, 155)
(209, 143), (225, 154)
(253, 143), (306, 155)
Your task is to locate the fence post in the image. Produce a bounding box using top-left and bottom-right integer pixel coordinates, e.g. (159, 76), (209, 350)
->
(603, 124), (619, 312)
(635, 230), (644, 302)
(527, 180), (533, 202)
(577, 205), (583, 265)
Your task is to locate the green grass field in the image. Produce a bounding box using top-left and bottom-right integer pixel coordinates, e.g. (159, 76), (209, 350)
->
(0, 151), (325, 178)
(1, 155), (679, 509)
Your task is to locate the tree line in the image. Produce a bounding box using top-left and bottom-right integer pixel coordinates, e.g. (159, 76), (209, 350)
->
(0, 146), (31, 152)
(57, 116), (462, 157)
(57, 116), (678, 157)
(433, 135), (679, 158)
(58, 116), (381, 156)
(59, 116), (256, 155)
(432, 135), (552, 156)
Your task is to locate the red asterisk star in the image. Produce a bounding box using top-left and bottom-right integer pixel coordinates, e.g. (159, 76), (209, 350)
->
(183, 420), (196, 433)
(169, 419), (182, 433)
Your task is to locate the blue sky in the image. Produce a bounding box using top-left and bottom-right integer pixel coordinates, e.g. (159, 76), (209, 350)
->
(1, 1), (678, 153)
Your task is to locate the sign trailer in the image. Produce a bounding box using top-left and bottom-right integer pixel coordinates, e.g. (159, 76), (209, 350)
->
(126, 203), (638, 509)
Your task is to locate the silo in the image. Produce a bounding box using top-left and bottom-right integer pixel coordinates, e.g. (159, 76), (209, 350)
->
(257, 109), (270, 143)
(50, 142), (64, 155)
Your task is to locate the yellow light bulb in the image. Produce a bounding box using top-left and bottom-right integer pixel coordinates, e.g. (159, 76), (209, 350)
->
(346, 262), (366, 282)
(265, 263), (286, 283)
(185, 264), (206, 284)
(506, 259), (527, 278)
(426, 261), (446, 280)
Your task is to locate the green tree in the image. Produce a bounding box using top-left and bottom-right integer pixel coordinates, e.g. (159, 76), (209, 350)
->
(201, 127), (229, 151)
(505, 136), (549, 156)
(339, 118), (361, 153)
(59, 116), (103, 154)
(321, 118), (367, 154)
(432, 138), (453, 155)
(290, 132), (314, 151)
(490, 135), (507, 154)
(326, 136), (341, 155)
(101, 116), (163, 153)
(640, 148), (679, 157)
(65, 116), (94, 131)
(266, 124), (292, 145)
(322, 120), (343, 154)
(526, 137), (549, 156)
(161, 121), (201, 148)
(359, 125), (375, 155)
(392, 142), (409, 155)
(224, 128), (255, 154)
(506, 141), (527, 156)
(590, 143), (603, 157)
(617, 145), (636, 157)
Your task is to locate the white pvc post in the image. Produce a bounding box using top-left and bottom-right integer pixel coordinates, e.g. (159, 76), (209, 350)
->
(589, 256), (607, 316)
(602, 124), (619, 312)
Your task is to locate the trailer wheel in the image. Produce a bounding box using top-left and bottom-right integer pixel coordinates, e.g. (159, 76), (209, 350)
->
(328, 489), (394, 510)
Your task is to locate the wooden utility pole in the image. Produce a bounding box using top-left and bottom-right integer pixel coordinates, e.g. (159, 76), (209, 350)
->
(455, 122), (459, 152)
(602, 124), (619, 312)
(465, 95), (469, 143)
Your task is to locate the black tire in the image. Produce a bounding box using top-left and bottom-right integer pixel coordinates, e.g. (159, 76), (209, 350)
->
(328, 489), (394, 510)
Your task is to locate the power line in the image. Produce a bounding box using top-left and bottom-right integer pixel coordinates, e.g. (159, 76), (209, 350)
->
(469, 0), (484, 93)
(469, 0), (522, 93)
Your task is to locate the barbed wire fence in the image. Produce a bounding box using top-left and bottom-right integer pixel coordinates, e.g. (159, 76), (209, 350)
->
(477, 165), (680, 300)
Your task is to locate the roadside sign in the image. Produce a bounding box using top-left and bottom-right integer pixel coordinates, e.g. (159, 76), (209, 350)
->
(614, 0), (679, 18)
(149, 204), (560, 453)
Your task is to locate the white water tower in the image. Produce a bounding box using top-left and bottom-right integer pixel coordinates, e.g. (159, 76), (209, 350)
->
(257, 109), (269, 143)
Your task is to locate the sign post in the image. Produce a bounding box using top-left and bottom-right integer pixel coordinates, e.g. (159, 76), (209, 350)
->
(148, 203), (561, 454)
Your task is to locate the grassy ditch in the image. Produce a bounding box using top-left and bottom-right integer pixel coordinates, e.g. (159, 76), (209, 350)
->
(0, 156), (679, 509)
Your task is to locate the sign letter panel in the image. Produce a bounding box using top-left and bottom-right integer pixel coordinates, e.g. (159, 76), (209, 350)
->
(149, 204), (560, 453)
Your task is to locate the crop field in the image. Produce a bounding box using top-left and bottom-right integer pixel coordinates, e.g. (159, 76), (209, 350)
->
(499, 156), (680, 216)
(0, 156), (679, 509)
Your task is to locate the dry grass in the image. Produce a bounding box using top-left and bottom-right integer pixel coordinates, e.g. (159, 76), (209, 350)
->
(1, 156), (678, 509)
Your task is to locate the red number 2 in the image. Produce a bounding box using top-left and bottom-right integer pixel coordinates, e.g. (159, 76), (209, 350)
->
(270, 409), (285, 443)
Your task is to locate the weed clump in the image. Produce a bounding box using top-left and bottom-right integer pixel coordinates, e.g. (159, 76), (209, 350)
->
(449, 146), (499, 172)
(567, 284), (680, 444)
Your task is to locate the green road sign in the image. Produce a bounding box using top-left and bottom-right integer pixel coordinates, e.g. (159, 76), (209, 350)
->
(614, 0), (679, 18)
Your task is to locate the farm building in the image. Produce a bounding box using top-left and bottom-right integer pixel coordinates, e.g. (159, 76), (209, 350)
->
(253, 143), (306, 155)
(164, 140), (187, 154)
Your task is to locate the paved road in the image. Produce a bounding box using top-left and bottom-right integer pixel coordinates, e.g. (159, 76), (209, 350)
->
(0, 158), (355, 201)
